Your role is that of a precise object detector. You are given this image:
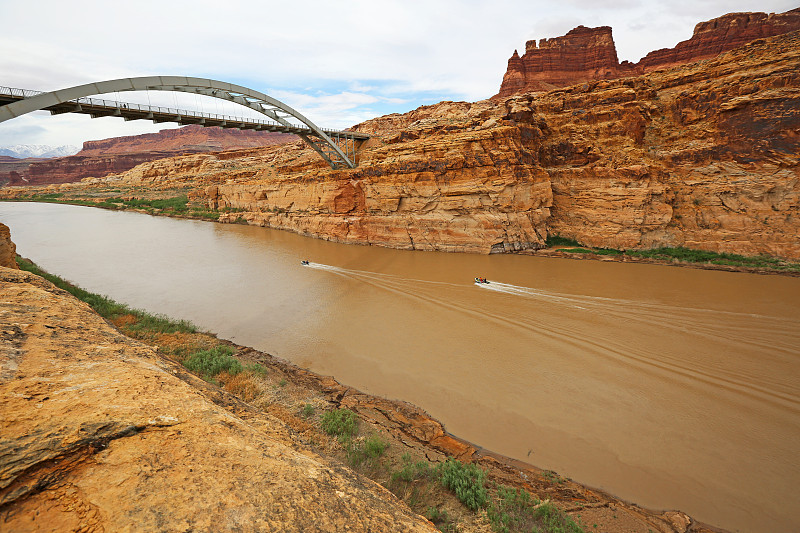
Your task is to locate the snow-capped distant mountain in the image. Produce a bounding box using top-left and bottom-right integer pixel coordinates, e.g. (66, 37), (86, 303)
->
(0, 144), (80, 159)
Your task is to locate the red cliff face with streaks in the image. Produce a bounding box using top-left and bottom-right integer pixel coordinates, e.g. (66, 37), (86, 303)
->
(1, 125), (295, 187)
(76, 125), (295, 156)
(498, 25), (639, 96)
(496, 8), (800, 98)
(639, 8), (800, 71)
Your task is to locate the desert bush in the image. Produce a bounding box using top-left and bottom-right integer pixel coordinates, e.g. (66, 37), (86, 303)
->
(183, 345), (241, 380)
(436, 458), (487, 511)
(321, 408), (358, 442)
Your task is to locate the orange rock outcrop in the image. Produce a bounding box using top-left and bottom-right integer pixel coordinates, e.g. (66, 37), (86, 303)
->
(0, 266), (436, 532)
(496, 8), (800, 98)
(0, 223), (18, 269)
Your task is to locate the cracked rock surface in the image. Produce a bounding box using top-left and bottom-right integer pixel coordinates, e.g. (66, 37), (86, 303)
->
(0, 267), (435, 532)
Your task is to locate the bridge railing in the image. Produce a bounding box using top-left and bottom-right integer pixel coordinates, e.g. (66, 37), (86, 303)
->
(74, 96), (292, 128)
(0, 86), (366, 137)
(0, 86), (45, 99)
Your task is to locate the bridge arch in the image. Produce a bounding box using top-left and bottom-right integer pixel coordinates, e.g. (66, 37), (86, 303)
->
(0, 76), (362, 169)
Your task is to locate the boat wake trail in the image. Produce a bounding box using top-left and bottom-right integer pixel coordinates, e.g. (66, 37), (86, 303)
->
(302, 263), (800, 409)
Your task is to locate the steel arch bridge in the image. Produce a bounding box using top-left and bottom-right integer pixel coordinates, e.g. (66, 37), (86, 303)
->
(0, 76), (369, 169)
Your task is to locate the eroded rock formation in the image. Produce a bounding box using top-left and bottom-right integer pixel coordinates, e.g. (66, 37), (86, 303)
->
(0, 223), (18, 269)
(0, 156), (43, 186)
(0, 266), (436, 532)
(639, 8), (800, 71)
(497, 25), (639, 96)
(496, 8), (800, 98)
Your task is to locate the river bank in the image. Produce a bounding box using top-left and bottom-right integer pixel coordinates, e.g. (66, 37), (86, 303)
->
(3, 193), (800, 277)
(7, 253), (724, 533)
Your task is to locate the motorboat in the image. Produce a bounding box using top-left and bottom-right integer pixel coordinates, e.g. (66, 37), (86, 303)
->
(474, 277), (489, 284)
(301, 260), (310, 265)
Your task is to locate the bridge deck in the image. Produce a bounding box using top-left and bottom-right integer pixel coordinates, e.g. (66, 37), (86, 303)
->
(0, 87), (370, 140)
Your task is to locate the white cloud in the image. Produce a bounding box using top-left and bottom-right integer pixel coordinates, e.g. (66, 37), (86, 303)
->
(1, 0), (795, 146)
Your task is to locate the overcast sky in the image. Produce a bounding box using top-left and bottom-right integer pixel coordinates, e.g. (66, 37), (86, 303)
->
(0, 0), (796, 149)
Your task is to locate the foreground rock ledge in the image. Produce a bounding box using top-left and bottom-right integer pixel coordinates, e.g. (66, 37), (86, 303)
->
(0, 267), (435, 532)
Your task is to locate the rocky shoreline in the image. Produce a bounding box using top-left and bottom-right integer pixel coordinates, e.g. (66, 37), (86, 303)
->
(523, 248), (800, 277)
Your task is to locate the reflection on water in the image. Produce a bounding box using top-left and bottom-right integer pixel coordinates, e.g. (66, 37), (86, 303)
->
(2, 202), (799, 533)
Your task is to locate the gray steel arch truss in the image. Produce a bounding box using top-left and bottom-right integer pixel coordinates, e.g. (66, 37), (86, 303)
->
(0, 76), (368, 169)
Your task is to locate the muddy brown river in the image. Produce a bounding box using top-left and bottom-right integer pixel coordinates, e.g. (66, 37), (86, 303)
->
(2, 202), (799, 532)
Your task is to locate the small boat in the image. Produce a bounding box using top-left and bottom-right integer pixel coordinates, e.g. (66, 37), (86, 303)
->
(301, 260), (310, 265)
(474, 277), (489, 284)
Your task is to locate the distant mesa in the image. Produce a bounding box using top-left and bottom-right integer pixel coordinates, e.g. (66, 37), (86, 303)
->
(496, 8), (800, 98)
(0, 125), (295, 187)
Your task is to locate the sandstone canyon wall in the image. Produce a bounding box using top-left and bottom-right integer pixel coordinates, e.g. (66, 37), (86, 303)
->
(496, 8), (800, 98)
(56, 29), (798, 260)
(0, 125), (294, 186)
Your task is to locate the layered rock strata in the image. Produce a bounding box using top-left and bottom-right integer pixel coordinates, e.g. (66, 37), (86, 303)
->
(0, 266), (436, 532)
(1, 125), (294, 186)
(496, 8), (800, 98)
(498, 25), (639, 96)
(76, 125), (294, 156)
(638, 8), (800, 71)
(0, 156), (43, 186)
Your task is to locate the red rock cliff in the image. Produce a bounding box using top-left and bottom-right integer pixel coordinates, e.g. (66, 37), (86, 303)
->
(2, 126), (295, 187)
(496, 8), (800, 98)
(497, 25), (639, 97)
(639, 8), (800, 71)
(76, 124), (294, 156)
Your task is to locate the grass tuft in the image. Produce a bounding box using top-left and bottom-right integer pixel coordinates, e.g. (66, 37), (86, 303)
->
(391, 453), (433, 483)
(347, 434), (389, 470)
(321, 408), (358, 442)
(436, 458), (488, 511)
(546, 235), (581, 247)
(183, 345), (241, 381)
(488, 486), (586, 533)
(557, 247), (622, 255)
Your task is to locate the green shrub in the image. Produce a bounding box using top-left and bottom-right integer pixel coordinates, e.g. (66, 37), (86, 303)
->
(183, 346), (241, 380)
(437, 459), (488, 511)
(546, 235), (581, 247)
(302, 404), (315, 418)
(121, 195), (189, 212)
(624, 247), (794, 270)
(392, 453), (433, 483)
(557, 247), (621, 255)
(426, 507), (456, 532)
(321, 409), (358, 442)
(126, 312), (196, 335)
(245, 363), (267, 375)
(488, 486), (585, 533)
(530, 501), (585, 533)
(347, 434), (388, 469)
